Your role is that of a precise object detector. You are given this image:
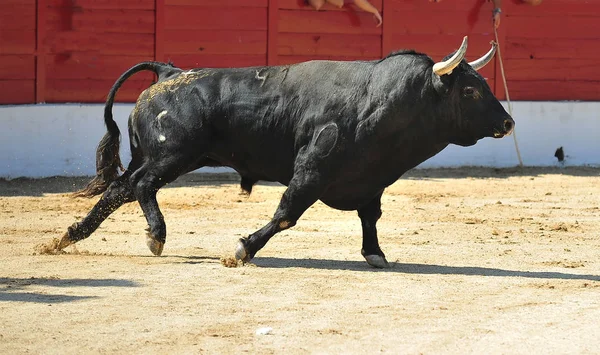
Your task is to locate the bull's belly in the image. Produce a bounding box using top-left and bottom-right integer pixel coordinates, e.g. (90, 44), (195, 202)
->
(318, 181), (388, 211)
(317, 160), (418, 210)
(206, 151), (294, 185)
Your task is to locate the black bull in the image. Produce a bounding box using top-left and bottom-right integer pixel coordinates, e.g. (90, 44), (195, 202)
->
(58, 36), (514, 268)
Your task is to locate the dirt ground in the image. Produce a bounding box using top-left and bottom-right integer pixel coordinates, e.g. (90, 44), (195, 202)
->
(1, 167), (599, 354)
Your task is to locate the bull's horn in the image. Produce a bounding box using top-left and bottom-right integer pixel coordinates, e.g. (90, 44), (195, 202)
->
(469, 41), (498, 71)
(433, 36), (468, 76)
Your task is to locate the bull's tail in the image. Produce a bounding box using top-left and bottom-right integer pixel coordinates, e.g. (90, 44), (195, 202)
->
(74, 61), (180, 198)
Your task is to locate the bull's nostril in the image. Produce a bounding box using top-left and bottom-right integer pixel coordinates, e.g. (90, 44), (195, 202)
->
(503, 119), (514, 133)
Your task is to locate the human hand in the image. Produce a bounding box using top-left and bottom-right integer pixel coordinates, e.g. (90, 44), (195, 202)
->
(352, 0), (383, 27)
(492, 8), (501, 29)
(373, 10), (382, 27)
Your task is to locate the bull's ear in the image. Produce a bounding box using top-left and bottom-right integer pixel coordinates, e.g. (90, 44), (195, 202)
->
(432, 70), (453, 95)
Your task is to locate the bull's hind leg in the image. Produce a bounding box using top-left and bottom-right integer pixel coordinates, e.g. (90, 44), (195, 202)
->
(358, 192), (390, 268)
(58, 171), (136, 249)
(131, 156), (195, 256)
(131, 167), (169, 256)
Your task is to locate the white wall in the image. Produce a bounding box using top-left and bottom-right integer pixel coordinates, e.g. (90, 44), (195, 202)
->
(421, 101), (600, 168)
(0, 102), (598, 178)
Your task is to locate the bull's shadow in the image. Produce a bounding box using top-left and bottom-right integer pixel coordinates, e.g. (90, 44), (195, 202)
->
(0, 277), (139, 303)
(2, 167), (599, 197)
(252, 257), (600, 282)
(401, 166), (600, 180)
(0, 173), (241, 197)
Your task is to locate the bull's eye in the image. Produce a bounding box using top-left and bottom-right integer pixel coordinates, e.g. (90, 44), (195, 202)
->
(463, 86), (478, 98)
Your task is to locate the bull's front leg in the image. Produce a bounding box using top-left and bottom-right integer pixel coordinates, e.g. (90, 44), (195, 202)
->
(236, 123), (340, 263)
(235, 174), (323, 262)
(358, 191), (390, 268)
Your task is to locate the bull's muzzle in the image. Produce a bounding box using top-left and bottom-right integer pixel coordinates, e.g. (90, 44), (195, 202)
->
(494, 118), (515, 138)
(503, 118), (515, 136)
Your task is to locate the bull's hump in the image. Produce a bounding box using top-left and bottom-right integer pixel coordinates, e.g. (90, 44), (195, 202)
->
(139, 69), (215, 101)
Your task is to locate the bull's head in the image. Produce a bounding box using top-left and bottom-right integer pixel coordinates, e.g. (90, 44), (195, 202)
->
(432, 36), (515, 147)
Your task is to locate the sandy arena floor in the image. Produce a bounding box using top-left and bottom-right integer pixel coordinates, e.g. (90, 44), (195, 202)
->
(1, 167), (599, 354)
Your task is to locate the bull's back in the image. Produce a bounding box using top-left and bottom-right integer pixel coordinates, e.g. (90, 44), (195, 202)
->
(200, 62), (377, 184)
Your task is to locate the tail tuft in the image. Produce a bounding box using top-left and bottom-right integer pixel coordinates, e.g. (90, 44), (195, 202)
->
(73, 126), (122, 198)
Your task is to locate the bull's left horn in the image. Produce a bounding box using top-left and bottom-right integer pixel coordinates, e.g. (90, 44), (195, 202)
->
(433, 36), (468, 76)
(469, 41), (498, 71)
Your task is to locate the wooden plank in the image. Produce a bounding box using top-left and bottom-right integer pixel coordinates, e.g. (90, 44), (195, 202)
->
(0, 80), (35, 104)
(166, 0), (268, 7)
(382, 34), (496, 58)
(44, 32), (154, 55)
(505, 37), (600, 60)
(155, 0), (165, 62)
(165, 6), (267, 30)
(166, 54), (266, 68)
(164, 30), (267, 55)
(503, 58), (599, 82)
(267, 0), (278, 65)
(506, 16), (600, 39)
(381, 0), (394, 56)
(493, 13), (507, 100)
(507, 80), (600, 101)
(278, 0), (382, 11)
(0, 55), (36, 80)
(46, 0), (154, 9)
(279, 9), (382, 35)
(0, 30), (36, 54)
(388, 0), (499, 34)
(505, 0), (600, 16)
(387, 0), (489, 11)
(45, 54), (154, 80)
(385, 10), (495, 35)
(0, 0), (35, 5)
(46, 8), (155, 33)
(45, 78), (152, 102)
(0, 4), (36, 29)
(278, 55), (379, 65)
(37, 0), (47, 103)
(278, 33), (380, 57)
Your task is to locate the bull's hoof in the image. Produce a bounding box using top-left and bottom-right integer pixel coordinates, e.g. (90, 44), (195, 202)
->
(235, 240), (250, 262)
(145, 233), (164, 256)
(57, 233), (74, 250)
(364, 254), (390, 269)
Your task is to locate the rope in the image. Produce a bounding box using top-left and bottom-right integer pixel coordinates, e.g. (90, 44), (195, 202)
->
(494, 26), (524, 167)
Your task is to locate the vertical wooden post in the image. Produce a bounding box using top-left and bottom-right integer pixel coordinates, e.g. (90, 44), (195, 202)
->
(35, 0), (46, 103)
(493, 16), (508, 100)
(267, 0), (278, 66)
(155, 0), (165, 63)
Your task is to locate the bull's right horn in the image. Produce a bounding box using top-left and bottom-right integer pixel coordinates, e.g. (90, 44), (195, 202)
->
(433, 36), (468, 76)
(469, 41), (498, 71)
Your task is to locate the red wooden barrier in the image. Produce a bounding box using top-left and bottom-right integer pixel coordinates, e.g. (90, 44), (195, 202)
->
(503, 0), (600, 101)
(0, 0), (599, 104)
(40, 0), (156, 103)
(0, 0), (36, 104)
(162, 2), (268, 69)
